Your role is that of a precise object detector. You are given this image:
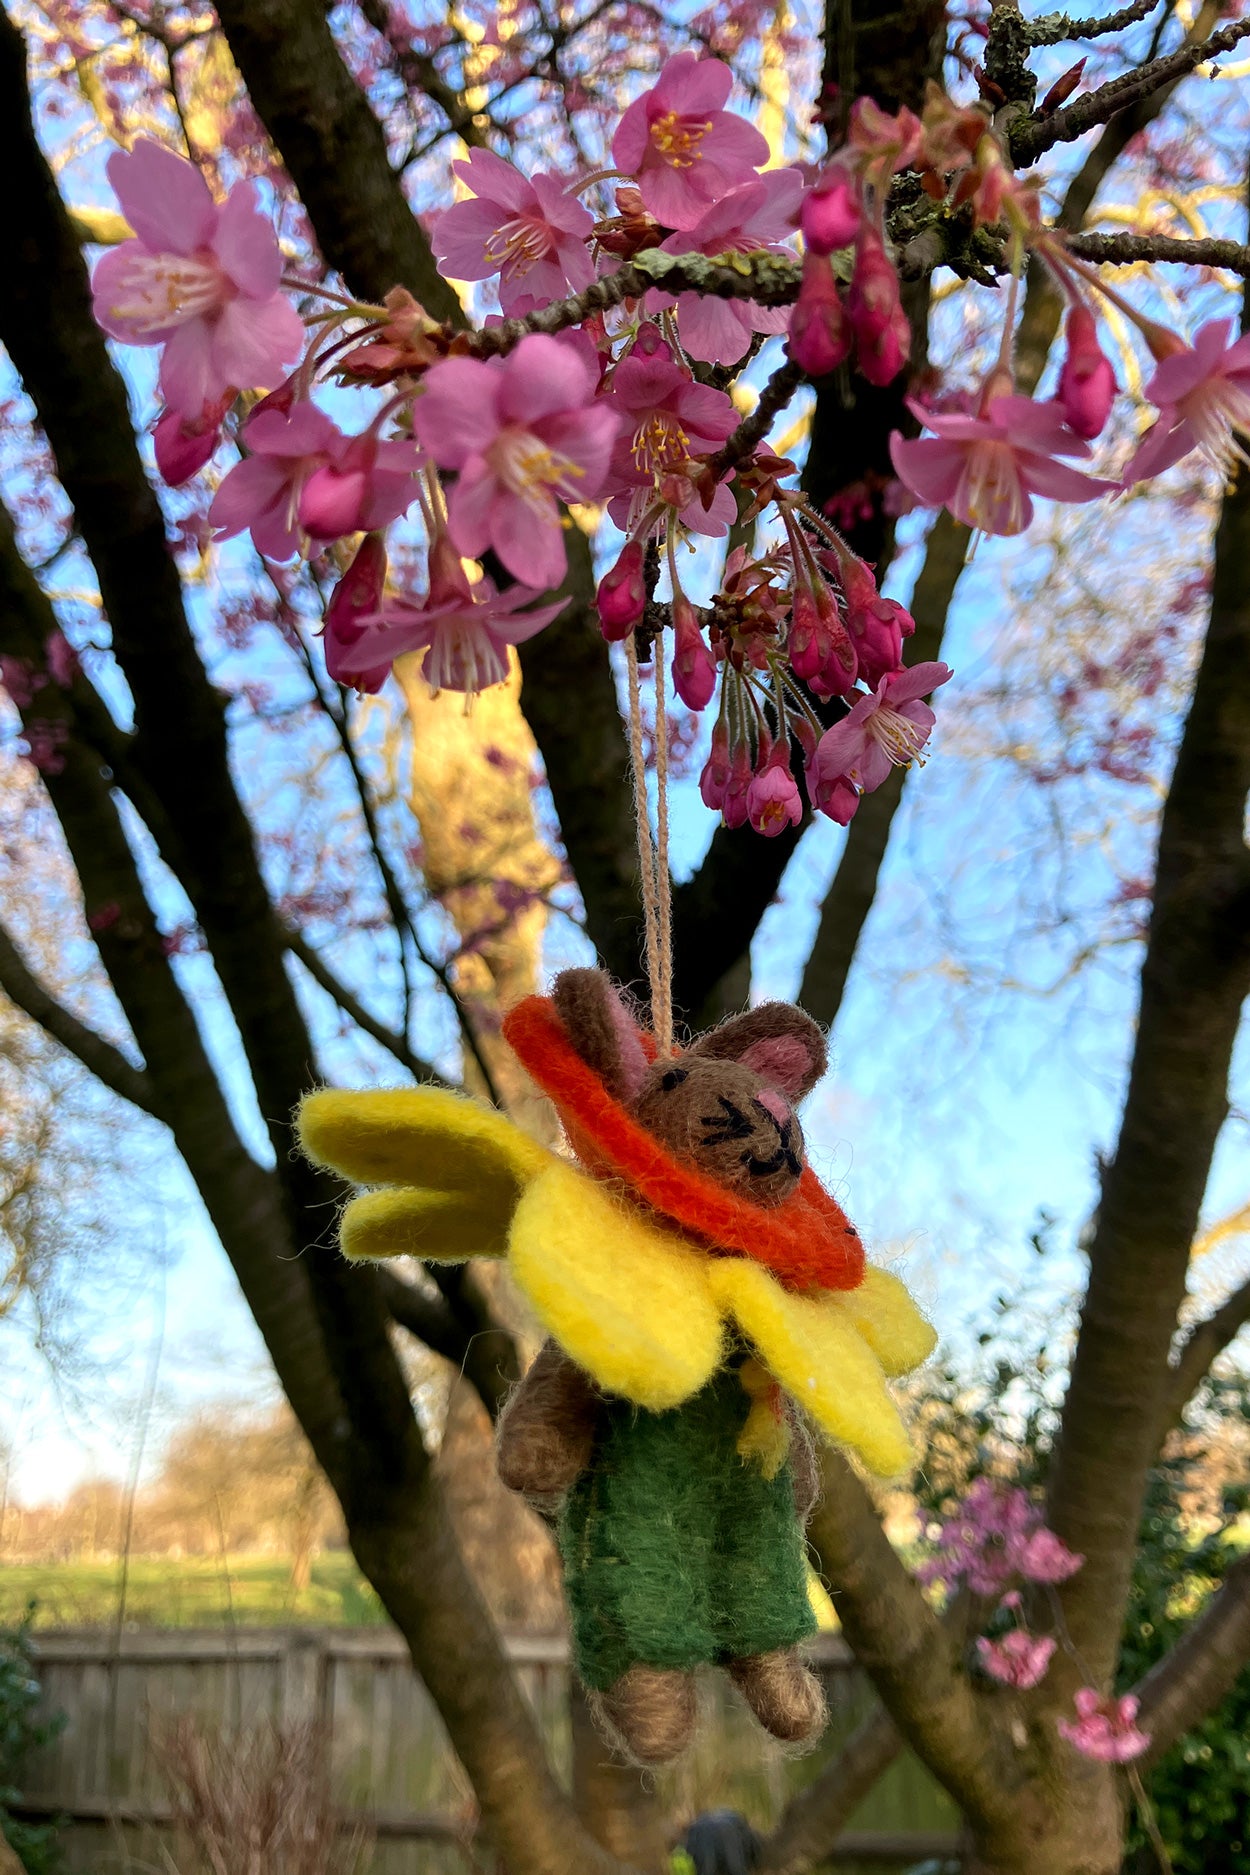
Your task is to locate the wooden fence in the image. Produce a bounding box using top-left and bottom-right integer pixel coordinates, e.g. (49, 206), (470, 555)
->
(18, 1628), (961, 1873)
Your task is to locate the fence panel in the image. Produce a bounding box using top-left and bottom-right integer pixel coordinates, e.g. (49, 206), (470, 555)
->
(17, 1629), (960, 1871)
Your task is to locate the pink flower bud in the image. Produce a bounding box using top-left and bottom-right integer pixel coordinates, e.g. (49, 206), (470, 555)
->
(746, 743), (803, 837)
(789, 253), (851, 378)
(301, 464), (369, 541)
(1056, 301), (1116, 440)
(597, 540), (647, 641)
(672, 596), (717, 711)
(323, 533), (390, 692)
(699, 719), (732, 810)
(801, 168), (861, 255)
(848, 227), (909, 387)
(153, 393), (232, 486)
(813, 771), (860, 825)
(722, 741), (754, 828)
(787, 586), (828, 682)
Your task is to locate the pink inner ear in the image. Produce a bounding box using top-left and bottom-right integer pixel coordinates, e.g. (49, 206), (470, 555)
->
(607, 992), (649, 1103)
(740, 1035), (814, 1099)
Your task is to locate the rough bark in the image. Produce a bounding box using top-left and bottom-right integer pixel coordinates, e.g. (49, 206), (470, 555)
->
(1046, 397), (1250, 1686)
(212, 0), (463, 317)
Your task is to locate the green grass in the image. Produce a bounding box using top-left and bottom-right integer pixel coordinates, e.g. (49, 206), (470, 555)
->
(0, 1552), (388, 1628)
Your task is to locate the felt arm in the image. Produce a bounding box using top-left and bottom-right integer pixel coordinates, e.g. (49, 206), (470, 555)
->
(496, 1338), (602, 1503)
(786, 1404), (821, 1525)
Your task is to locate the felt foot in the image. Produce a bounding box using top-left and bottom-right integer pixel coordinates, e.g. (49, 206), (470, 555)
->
(593, 1666), (698, 1765)
(728, 1648), (827, 1744)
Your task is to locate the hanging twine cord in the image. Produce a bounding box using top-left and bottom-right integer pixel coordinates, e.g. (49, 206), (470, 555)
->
(624, 633), (674, 1056)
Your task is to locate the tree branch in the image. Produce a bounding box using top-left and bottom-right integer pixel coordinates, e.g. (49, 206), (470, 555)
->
(1027, 0), (1161, 45)
(1066, 231), (1250, 273)
(210, 0), (462, 317)
(1135, 1554), (1250, 1764)
(1159, 1274), (1250, 1433)
(1011, 15), (1250, 164)
(377, 1265), (520, 1421)
(282, 922), (450, 1087)
(1046, 296), (1250, 1682)
(807, 1449), (1014, 1830)
(758, 1704), (902, 1875)
(0, 923), (157, 1119)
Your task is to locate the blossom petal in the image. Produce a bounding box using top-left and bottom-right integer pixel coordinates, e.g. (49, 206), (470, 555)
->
(414, 359), (502, 465)
(211, 182), (282, 297)
(498, 333), (594, 424)
(106, 138), (216, 255)
(211, 293), (304, 393)
(509, 1160), (724, 1410)
(708, 1258), (916, 1475)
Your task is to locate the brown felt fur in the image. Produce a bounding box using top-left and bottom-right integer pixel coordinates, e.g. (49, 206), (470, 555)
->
(594, 1665), (698, 1765)
(550, 968), (639, 1104)
(496, 1338), (602, 1503)
(728, 1648), (827, 1745)
(688, 1002), (827, 1100)
(634, 1056), (806, 1207)
(785, 1406), (821, 1525)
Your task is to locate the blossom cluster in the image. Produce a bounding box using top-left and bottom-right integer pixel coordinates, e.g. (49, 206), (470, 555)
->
(88, 54), (1250, 839)
(922, 1479), (1150, 1765)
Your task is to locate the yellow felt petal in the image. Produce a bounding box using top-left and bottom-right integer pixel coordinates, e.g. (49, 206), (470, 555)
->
(508, 1161), (723, 1411)
(297, 1088), (552, 1204)
(340, 1186), (510, 1262)
(830, 1266), (937, 1378)
(708, 1259), (916, 1477)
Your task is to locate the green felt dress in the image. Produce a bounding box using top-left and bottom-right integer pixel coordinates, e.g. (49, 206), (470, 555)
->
(558, 1364), (816, 1691)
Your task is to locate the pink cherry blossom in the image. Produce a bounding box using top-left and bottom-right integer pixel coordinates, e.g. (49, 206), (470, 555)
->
(612, 53), (768, 231)
(596, 539), (647, 641)
(700, 719), (732, 810)
(414, 335), (618, 589)
(92, 138), (303, 414)
(1058, 1690), (1150, 1764)
(209, 401), (344, 562)
(298, 429), (420, 542)
(1124, 317), (1250, 484)
(1014, 1526), (1084, 1584)
(836, 554), (916, 686)
(657, 172), (802, 365)
(323, 533), (391, 694)
(671, 595), (717, 709)
(920, 1480), (1086, 1599)
(976, 1630), (1056, 1691)
(747, 744), (802, 835)
(333, 536), (567, 696)
(890, 394), (1117, 537)
(603, 337), (738, 537)
(810, 660), (952, 801)
(153, 391), (233, 486)
(433, 150), (594, 315)
(801, 163), (860, 255)
(847, 225), (909, 387)
(789, 253), (851, 378)
(1056, 301), (1116, 441)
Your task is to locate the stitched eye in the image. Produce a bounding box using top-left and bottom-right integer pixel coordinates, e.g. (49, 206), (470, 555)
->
(660, 1067), (688, 1091)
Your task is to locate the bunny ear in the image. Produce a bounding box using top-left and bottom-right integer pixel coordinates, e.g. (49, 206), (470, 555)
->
(551, 967), (649, 1105)
(688, 1004), (827, 1102)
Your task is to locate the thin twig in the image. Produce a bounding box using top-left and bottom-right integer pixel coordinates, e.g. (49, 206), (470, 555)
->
(1011, 13), (1250, 162)
(1027, 0), (1160, 46)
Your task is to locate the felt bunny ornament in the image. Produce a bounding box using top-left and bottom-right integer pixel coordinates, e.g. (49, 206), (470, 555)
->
(296, 966), (936, 1765)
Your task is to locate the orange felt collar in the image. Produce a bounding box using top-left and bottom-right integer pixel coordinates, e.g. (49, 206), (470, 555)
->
(502, 994), (865, 1294)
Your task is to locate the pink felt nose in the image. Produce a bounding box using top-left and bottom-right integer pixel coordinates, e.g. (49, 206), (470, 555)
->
(755, 1087), (790, 1125)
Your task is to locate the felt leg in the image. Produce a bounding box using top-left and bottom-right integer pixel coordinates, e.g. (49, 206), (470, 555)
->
(496, 1339), (602, 1503)
(727, 1648), (826, 1744)
(593, 1665), (698, 1766)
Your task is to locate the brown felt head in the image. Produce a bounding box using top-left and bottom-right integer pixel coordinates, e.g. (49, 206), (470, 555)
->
(552, 969), (828, 1210)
